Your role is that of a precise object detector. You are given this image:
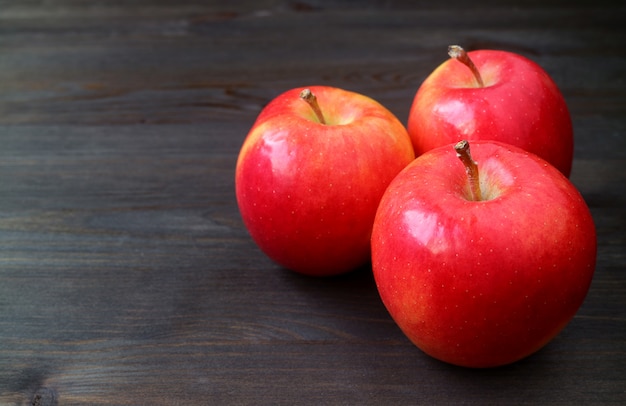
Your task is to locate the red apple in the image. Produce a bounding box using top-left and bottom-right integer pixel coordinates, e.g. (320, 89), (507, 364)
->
(371, 140), (596, 367)
(407, 46), (573, 177)
(236, 86), (415, 276)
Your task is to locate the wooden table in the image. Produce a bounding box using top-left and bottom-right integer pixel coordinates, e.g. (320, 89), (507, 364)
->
(1, 1), (624, 404)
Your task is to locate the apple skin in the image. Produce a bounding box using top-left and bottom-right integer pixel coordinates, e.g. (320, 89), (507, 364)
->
(236, 86), (415, 276)
(371, 140), (596, 368)
(407, 49), (574, 177)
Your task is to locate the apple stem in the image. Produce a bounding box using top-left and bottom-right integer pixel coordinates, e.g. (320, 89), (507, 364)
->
(299, 88), (327, 125)
(448, 45), (484, 88)
(454, 140), (483, 201)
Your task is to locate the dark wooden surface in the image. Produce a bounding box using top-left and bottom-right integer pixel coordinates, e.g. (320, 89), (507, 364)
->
(1, 1), (625, 404)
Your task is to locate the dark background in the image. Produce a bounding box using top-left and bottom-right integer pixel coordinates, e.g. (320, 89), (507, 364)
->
(1, 1), (624, 404)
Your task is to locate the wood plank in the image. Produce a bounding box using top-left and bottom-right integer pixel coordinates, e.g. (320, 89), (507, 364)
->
(0, 1), (624, 404)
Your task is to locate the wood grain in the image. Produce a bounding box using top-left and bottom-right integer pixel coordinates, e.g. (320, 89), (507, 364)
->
(0, 1), (625, 404)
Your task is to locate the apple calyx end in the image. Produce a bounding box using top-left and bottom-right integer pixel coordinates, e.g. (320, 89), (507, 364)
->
(454, 140), (483, 201)
(299, 88), (327, 125)
(448, 45), (485, 88)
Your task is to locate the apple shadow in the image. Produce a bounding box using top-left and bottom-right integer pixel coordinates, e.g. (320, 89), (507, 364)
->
(276, 262), (385, 315)
(407, 336), (574, 404)
(277, 263), (574, 403)
(275, 262), (407, 341)
(278, 262), (379, 296)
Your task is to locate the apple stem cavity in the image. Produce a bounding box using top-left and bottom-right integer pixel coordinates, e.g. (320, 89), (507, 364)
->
(300, 88), (327, 125)
(454, 140), (483, 201)
(448, 45), (484, 88)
